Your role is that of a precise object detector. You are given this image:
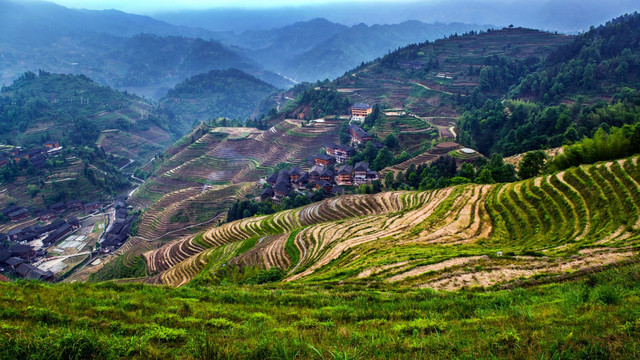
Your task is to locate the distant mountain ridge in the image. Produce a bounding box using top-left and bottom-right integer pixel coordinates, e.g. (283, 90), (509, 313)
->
(0, 0), (293, 98)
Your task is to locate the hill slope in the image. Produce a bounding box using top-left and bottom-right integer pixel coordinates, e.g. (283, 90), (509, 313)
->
(158, 69), (278, 130)
(139, 156), (640, 288)
(0, 71), (175, 162)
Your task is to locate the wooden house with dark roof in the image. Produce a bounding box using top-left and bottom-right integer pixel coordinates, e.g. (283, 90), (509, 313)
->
(5, 257), (25, 271)
(51, 202), (66, 214)
(1, 205), (20, 217)
(308, 165), (324, 182)
(260, 187), (274, 201)
(288, 167), (303, 182)
(38, 209), (56, 222)
(336, 164), (354, 185)
(9, 208), (29, 222)
(350, 103), (372, 121)
(66, 200), (83, 211)
(83, 201), (101, 212)
(8, 228), (23, 241)
(10, 244), (35, 260)
(67, 216), (80, 229)
(313, 154), (335, 167)
(16, 263), (53, 281)
(314, 180), (333, 192)
(294, 172), (310, 186)
(325, 143), (354, 163)
(44, 140), (60, 149)
(319, 169), (334, 182)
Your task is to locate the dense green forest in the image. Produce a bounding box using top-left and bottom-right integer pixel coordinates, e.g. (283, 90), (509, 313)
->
(0, 71), (173, 147)
(158, 68), (278, 133)
(458, 13), (640, 156)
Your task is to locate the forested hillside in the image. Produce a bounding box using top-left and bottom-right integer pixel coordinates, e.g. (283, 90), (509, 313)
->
(0, 0), (292, 98)
(458, 13), (640, 156)
(158, 69), (278, 130)
(0, 71), (174, 161)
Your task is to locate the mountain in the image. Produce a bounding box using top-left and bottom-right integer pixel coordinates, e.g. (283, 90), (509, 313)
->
(0, 71), (175, 162)
(458, 12), (640, 156)
(154, 0), (640, 33)
(0, 0), (214, 41)
(158, 69), (278, 132)
(0, 0), (293, 98)
(277, 21), (493, 82)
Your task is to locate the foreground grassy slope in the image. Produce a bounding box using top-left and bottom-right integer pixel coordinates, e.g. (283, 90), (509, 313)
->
(147, 156), (640, 288)
(2, 262), (640, 359)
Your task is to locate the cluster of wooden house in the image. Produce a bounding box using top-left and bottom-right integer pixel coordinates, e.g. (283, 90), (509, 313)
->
(262, 159), (379, 203)
(4, 216), (79, 245)
(100, 196), (137, 252)
(0, 215), (81, 281)
(1, 199), (102, 223)
(0, 141), (62, 168)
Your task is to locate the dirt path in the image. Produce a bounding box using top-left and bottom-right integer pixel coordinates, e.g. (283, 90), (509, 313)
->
(411, 82), (456, 96)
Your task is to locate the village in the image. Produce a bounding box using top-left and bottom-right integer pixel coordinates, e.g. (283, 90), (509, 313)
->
(0, 195), (137, 282)
(260, 103), (382, 204)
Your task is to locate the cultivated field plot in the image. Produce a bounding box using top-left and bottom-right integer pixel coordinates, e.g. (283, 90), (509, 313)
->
(143, 156), (640, 289)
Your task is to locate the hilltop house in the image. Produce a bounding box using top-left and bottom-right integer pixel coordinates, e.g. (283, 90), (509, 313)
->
(351, 103), (372, 122)
(348, 125), (372, 145)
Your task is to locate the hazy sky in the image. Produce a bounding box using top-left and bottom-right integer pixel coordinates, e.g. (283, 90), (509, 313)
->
(35, 0), (410, 13)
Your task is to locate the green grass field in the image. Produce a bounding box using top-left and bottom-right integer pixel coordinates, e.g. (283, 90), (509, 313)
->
(2, 261), (640, 359)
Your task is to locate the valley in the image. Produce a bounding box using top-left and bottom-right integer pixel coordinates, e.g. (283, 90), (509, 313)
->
(1, 4), (640, 358)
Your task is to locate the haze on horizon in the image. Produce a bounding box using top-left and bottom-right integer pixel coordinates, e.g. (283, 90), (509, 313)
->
(18, 0), (420, 12)
(10, 0), (640, 33)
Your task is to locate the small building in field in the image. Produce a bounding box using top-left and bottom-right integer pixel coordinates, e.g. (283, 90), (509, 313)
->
(350, 103), (372, 122)
(430, 142), (461, 155)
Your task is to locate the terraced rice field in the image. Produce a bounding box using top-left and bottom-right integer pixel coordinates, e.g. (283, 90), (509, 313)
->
(144, 157), (640, 288)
